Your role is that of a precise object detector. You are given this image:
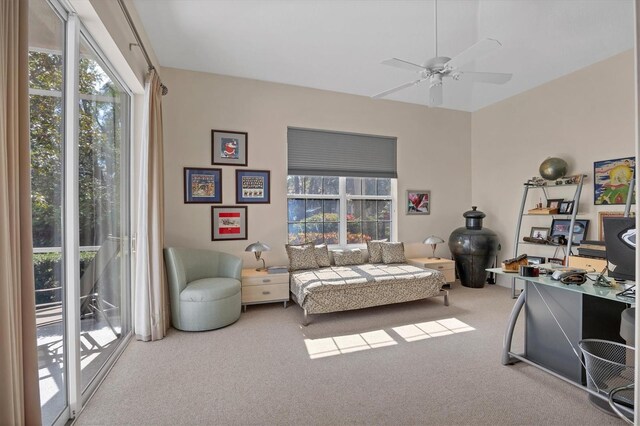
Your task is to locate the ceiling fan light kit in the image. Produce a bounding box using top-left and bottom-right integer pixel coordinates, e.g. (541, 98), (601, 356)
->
(373, 0), (512, 107)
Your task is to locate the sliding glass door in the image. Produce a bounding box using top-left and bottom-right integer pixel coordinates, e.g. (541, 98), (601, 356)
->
(77, 34), (131, 392)
(28, 1), (132, 424)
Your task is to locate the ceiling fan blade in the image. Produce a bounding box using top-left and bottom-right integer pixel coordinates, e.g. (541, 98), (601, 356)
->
(458, 71), (512, 84)
(428, 84), (443, 106)
(372, 79), (423, 99)
(444, 38), (502, 70)
(381, 58), (427, 72)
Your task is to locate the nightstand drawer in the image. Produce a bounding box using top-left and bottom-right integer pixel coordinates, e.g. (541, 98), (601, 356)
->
(242, 283), (289, 303)
(243, 275), (288, 287)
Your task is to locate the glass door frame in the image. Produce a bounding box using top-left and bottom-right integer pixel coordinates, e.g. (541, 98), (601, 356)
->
(37, 1), (134, 424)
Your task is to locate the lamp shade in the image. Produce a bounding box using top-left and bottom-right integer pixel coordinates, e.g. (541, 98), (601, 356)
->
(423, 236), (444, 245)
(245, 241), (271, 253)
(423, 235), (444, 258)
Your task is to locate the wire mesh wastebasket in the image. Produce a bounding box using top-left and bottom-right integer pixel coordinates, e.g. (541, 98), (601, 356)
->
(579, 339), (634, 423)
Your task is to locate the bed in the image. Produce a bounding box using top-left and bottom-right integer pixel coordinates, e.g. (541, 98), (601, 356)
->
(290, 263), (448, 325)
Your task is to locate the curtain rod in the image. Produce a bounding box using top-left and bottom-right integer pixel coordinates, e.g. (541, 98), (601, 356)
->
(116, 0), (168, 95)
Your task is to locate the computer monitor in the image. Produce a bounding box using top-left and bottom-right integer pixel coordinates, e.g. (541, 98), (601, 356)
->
(603, 217), (636, 281)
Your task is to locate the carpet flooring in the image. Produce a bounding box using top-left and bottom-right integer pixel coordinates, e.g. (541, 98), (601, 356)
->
(75, 283), (623, 425)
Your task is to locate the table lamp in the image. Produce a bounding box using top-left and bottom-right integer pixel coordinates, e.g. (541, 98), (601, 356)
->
(423, 236), (444, 259)
(245, 241), (271, 271)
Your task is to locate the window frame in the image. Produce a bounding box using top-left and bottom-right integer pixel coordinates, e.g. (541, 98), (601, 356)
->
(287, 176), (397, 248)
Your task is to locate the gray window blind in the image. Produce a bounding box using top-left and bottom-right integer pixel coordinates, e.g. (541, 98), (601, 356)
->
(287, 127), (397, 178)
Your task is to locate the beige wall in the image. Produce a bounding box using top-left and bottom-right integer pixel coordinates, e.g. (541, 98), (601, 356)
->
(471, 50), (635, 287)
(161, 67), (472, 267)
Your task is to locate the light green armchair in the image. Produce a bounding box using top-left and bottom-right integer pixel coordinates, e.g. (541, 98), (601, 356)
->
(164, 247), (242, 331)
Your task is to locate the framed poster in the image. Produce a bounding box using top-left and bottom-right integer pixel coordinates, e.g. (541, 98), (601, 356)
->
(594, 156), (635, 205)
(183, 167), (222, 203)
(407, 190), (430, 215)
(236, 170), (270, 203)
(550, 219), (590, 245)
(212, 129), (248, 166)
(212, 206), (247, 241)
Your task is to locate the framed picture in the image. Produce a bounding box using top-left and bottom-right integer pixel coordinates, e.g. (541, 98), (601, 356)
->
(547, 257), (564, 265)
(528, 256), (545, 265)
(546, 198), (563, 210)
(407, 190), (430, 215)
(212, 129), (248, 166)
(530, 227), (550, 239)
(558, 201), (574, 214)
(550, 218), (590, 245)
(594, 157), (635, 205)
(236, 170), (270, 204)
(597, 211), (635, 240)
(183, 167), (222, 204)
(212, 206), (247, 241)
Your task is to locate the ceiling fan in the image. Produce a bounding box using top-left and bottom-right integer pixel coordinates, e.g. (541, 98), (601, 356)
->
(373, 0), (512, 106)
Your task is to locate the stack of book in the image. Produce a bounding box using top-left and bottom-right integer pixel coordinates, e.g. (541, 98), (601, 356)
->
(577, 240), (606, 259)
(267, 265), (289, 274)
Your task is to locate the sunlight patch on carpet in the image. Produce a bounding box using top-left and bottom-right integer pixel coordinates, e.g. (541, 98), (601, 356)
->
(304, 329), (397, 359)
(304, 318), (474, 359)
(393, 317), (475, 342)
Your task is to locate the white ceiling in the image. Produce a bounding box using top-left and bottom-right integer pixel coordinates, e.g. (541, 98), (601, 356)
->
(133, 0), (635, 112)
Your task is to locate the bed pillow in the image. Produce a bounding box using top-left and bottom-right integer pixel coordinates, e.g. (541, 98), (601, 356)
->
(286, 242), (319, 271)
(332, 249), (364, 266)
(381, 242), (407, 264)
(314, 244), (331, 268)
(366, 239), (388, 264)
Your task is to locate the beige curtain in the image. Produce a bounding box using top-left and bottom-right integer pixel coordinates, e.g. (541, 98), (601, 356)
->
(0, 0), (42, 424)
(134, 69), (169, 341)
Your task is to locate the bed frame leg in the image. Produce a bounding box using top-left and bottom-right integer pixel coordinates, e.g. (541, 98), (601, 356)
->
(303, 309), (309, 326)
(444, 290), (450, 306)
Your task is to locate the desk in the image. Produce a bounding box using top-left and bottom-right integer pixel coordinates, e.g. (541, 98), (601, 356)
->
(490, 268), (634, 396)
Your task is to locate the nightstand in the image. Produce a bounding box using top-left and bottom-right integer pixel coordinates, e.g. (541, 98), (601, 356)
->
(241, 269), (289, 311)
(408, 257), (456, 284)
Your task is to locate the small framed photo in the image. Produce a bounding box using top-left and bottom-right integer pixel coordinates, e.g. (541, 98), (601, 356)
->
(530, 227), (550, 239)
(184, 167), (222, 204)
(212, 206), (247, 241)
(546, 198), (563, 210)
(407, 190), (430, 215)
(558, 201), (574, 214)
(548, 257), (564, 265)
(212, 129), (248, 166)
(528, 256), (545, 265)
(550, 218), (590, 245)
(236, 170), (270, 204)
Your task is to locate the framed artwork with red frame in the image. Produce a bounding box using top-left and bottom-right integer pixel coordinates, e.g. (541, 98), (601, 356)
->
(211, 206), (247, 241)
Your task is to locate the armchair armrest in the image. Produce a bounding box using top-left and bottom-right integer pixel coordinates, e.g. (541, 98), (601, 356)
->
(217, 252), (243, 280)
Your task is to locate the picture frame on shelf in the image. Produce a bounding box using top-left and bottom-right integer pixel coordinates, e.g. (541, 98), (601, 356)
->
(211, 206), (248, 241)
(550, 218), (590, 245)
(558, 201), (574, 214)
(236, 169), (270, 204)
(212, 129), (248, 166)
(547, 257), (564, 265)
(528, 256), (545, 265)
(594, 157), (635, 205)
(406, 190), (430, 215)
(183, 167), (222, 204)
(546, 198), (563, 210)
(530, 227), (550, 239)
